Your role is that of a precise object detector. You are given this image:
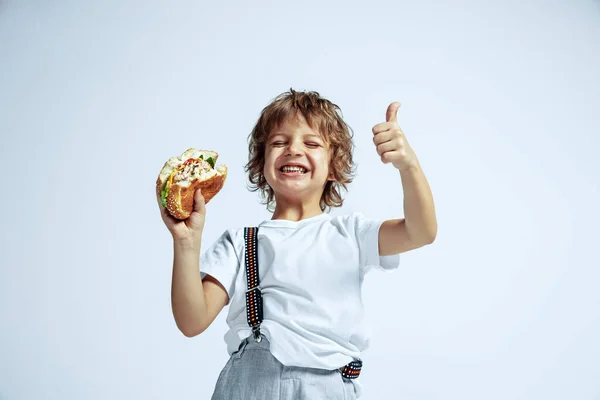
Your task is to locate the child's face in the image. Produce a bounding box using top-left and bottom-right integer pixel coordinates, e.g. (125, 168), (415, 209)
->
(263, 114), (334, 204)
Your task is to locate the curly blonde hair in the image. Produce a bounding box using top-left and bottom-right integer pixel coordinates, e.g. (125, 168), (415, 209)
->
(245, 89), (356, 212)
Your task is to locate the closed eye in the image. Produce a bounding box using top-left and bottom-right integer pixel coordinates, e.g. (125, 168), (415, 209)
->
(270, 141), (321, 148)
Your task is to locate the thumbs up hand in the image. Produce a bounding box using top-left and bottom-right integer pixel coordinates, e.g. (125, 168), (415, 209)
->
(372, 102), (418, 171)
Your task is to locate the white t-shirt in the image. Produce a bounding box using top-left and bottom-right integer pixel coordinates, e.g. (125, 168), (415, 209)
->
(200, 212), (399, 396)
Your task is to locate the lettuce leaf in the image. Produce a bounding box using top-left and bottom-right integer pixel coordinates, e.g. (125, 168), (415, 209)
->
(198, 154), (215, 168)
(161, 183), (169, 207)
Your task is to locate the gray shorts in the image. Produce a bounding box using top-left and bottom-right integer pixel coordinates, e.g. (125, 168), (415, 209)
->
(211, 335), (358, 400)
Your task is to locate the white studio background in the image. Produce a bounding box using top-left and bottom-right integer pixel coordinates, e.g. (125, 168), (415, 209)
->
(1, 1), (599, 399)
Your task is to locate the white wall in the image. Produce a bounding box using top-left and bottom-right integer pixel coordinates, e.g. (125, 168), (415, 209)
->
(1, 1), (599, 399)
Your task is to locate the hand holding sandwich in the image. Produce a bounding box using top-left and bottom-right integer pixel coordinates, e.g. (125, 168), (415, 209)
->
(157, 188), (206, 242)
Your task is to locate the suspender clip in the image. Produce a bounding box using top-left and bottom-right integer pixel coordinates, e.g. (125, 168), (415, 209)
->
(252, 326), (262, 343)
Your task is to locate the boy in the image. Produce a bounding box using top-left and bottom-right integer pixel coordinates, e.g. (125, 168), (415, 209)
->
(157, 89), (437, 399)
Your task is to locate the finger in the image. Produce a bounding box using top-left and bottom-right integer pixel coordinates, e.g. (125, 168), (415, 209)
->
(381, 150), (401, 164)
(158, 200), (172, 219)
(386, 102), (401, 123)
(159, 204), (176, 225)
(373, 130), (393, 145)
(376, 141), (398, 157)
(193, 188), (206, 214)
(372, 122), (395, 135)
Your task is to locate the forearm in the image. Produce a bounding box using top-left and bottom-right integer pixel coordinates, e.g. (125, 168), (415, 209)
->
(171, 238), (208, 337)
(399, 161), (437, 243)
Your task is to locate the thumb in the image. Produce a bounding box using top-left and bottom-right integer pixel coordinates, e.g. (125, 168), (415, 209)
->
(386, 102), (401, 123)
(193, 188), (206, 215)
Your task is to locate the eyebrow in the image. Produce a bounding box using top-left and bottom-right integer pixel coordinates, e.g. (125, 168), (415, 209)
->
(270, 133), (324, 141)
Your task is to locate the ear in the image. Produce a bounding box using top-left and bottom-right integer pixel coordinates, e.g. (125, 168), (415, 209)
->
(326, 158), (336, 181)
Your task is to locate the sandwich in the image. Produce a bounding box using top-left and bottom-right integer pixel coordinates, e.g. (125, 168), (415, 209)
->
(156, 148), (227, 219)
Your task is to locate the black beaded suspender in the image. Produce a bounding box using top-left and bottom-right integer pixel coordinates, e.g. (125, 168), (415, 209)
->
(244, 227), (263, 343)
(242, 226), (363, 379)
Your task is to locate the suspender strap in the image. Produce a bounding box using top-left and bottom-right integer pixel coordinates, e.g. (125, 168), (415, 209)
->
(242, 226), (362, 379)
(244, 227), (263, 343)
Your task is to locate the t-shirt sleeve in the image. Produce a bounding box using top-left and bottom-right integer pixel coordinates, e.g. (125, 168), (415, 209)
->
(200, 229), (241, 300)
(352, 212), (400, 273)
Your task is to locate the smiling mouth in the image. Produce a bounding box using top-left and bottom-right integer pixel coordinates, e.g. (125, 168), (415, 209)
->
(279, 166), (308, 174)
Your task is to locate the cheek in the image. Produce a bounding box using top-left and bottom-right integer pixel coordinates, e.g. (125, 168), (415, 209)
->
(263, 151), (278, 175)
(320, 149), (332, 164)
(263, 149), (274, 166)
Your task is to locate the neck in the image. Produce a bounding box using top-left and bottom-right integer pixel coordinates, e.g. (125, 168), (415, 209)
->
(271, 199), (324, 222)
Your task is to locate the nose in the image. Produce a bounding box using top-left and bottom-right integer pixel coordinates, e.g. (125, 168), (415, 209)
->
(285, 138), (303, 156)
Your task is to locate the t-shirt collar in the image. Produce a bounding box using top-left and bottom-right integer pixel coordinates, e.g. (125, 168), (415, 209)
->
(259, 212), (331, 229)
